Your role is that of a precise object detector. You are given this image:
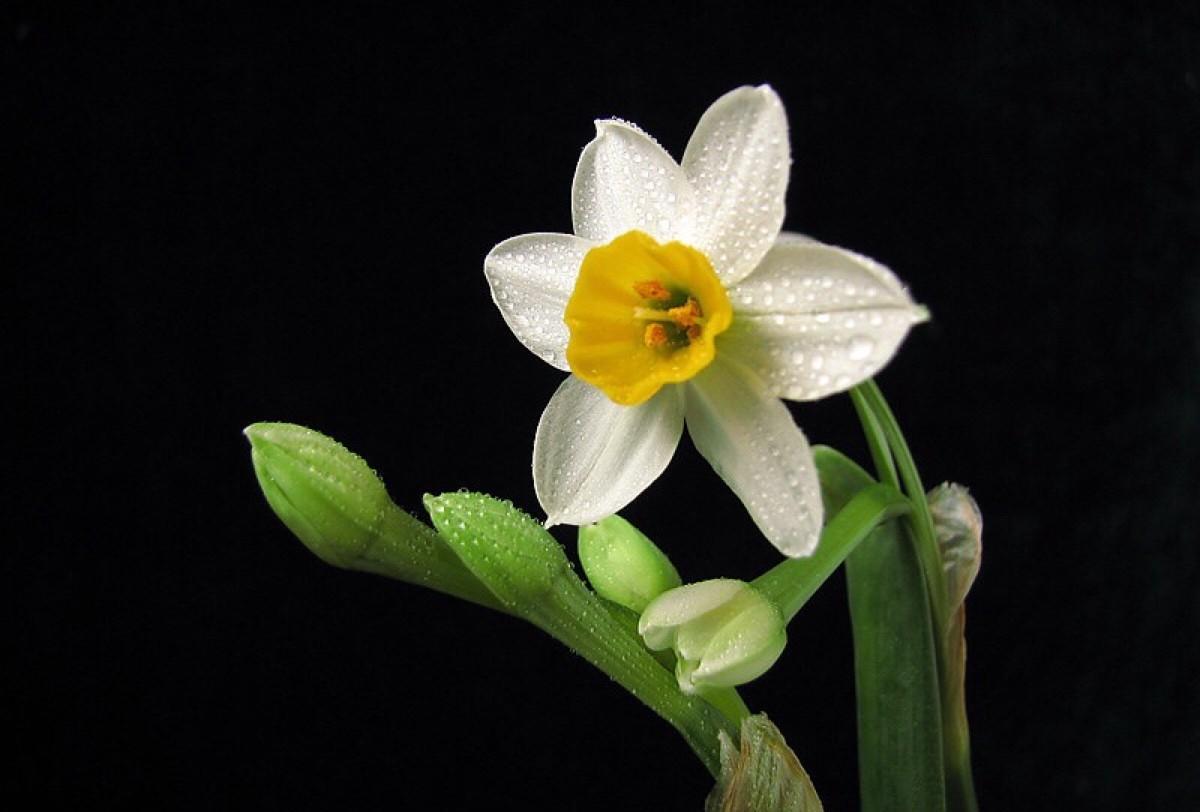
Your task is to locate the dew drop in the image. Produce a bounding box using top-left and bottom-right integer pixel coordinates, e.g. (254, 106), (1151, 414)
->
(848, 336), (875, 360)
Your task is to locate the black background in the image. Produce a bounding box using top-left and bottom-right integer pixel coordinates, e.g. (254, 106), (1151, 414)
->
(12, 2), (1199, 809)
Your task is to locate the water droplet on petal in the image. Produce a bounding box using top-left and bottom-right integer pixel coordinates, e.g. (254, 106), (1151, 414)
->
(848, 336), (875, 361)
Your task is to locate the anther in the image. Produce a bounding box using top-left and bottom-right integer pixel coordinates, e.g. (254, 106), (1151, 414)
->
(633, 280), (672, 302)
(668, 298), (703, 328)
(643, 323), (669, 348)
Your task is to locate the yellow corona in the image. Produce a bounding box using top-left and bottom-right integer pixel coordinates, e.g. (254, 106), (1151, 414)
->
(564, 230), (733, 405)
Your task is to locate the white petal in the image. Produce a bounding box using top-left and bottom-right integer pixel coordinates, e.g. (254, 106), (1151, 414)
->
(681, 85), (790, 285)
(571, 119), (697, 244)
(691, 599), (786, 688)
(638, 578), (745, 651)
(775, 230), (818, 246)
(534, 376), (685, 526)
(484, 233), (594, 371)
(722, 239), (928, 400)
(684, 356), (823, 558)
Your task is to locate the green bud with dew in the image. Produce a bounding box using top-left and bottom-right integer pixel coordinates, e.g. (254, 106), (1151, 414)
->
(245, 422), (388, 568)
(245, 422), (502, 612)
(578, 515), (682, 613)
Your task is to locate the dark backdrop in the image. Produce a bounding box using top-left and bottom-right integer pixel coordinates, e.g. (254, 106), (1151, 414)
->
(12, 2), (1199, 809)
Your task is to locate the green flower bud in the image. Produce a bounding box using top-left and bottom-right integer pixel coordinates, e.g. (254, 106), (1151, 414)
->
(245, 422), (389, 569)
(639, 579), (786, 694)
(578, 515), (682, 613)
(423, 491), (570, 607)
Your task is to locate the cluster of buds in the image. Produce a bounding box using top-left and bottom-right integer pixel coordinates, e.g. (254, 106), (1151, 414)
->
(579, 516), (786, 695)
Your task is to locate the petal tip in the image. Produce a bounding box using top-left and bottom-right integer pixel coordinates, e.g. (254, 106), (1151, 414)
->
(593, 118), (627, 138)
(754, 83), (782, 103)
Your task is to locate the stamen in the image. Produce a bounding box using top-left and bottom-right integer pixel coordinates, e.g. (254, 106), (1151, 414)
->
(643, 323), (669, 348)
(668, 298), (703, 328)
(564, 230), (732, 405)
(633, 280), (672, 302)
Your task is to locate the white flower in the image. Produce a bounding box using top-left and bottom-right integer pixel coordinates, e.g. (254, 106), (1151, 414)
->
(484, 86), (926, 557)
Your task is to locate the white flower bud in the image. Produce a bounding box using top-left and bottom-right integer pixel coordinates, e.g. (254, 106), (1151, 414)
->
(639, 579), (786, 694)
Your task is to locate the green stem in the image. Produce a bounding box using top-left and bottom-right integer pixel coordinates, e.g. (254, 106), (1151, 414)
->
(753, 482), (912, 622)
(353, 506), (510, 614)
(537, 574), (738, 777)
(598, 597), (751, 728)
(426, 492), (736, 777)
(698, 686), (752, 726)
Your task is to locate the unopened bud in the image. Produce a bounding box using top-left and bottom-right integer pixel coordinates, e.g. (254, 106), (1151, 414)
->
(927, 483), (983, 611)
(245, 422), (389, 569)
(424, 490), (570, 605)
(578, 515), (682, 613)
(639, 579), (786, 694)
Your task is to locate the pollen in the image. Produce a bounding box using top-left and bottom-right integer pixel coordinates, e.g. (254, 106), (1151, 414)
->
(564, 230), (734, 406)
(643, 323), (669, 348)
(633, 280), (672, 301)
(668, 298), (703, 328)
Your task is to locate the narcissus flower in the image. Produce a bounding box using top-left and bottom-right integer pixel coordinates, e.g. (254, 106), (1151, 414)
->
(485, 85), (926, 557)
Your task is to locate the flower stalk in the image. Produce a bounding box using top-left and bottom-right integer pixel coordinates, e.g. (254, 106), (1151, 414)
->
(752, 479), (912, 622)
(424, 490), (737, 776)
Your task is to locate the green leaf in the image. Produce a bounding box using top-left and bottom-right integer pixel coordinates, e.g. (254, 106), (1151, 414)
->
(423, 491), (736, 777)
(815, 446), (946, 812)
(849, 382), (949, 634)
(245, 423), (503, 613)
(705, 714), (824, 812)
(848, 381), (982, 812)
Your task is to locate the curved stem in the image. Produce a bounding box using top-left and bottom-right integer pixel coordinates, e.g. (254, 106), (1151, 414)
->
(698, 686), (752, 726)
(753, 482), (911, 622)
(595, 597), (752, 729)
(426, 491), (736, 777)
